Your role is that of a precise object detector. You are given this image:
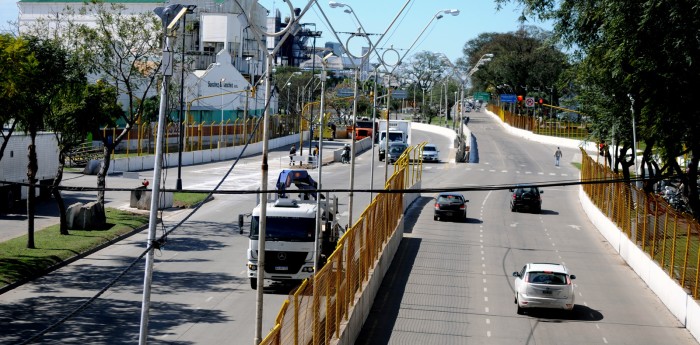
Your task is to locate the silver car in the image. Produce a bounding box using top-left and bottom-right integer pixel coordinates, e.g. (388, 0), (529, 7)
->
(512, 263), (576, 314)
(422, 144), (439, 162)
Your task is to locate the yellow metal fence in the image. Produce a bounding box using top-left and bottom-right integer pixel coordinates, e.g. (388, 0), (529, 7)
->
(261, 145), (423, 345)
(580, 148), (700, 298)
(487, 104), (589, 140)
(98, 115), (299, 157)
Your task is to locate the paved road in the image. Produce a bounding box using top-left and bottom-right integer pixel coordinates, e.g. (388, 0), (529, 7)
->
(356, 110), (698, 345)
(0, 128), (452, 344)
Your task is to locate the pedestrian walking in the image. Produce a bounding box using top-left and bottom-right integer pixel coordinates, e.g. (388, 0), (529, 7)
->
(289, 144), (297, 166)
(554, 147), (563, 166)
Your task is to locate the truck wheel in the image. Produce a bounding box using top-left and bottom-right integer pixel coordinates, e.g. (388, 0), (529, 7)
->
(250, 278), (257, 290)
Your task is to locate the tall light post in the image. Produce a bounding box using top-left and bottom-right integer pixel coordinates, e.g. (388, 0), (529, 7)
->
(422, 87), (426, 119)
(314, 52), (333, 271)
(176, 4), (196, 191)
(219, 78), (225, 147)
(246, 56), (256, 115)
(143, 4), (190, 344)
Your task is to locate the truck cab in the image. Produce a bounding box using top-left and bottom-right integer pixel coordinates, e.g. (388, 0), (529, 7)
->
(378, 130), (406, 161)
(245, 170), (340, 290)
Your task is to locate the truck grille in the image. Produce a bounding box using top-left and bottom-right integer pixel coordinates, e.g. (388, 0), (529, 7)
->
(264, 251), (308, 274)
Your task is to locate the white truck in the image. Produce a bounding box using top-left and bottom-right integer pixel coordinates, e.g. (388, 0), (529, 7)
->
(0, 132), (59, 213)
(378, 120), (412, 161)
(245, 169), (341, 290)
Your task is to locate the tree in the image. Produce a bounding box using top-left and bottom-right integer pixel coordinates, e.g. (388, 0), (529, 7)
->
(0, 34), (32, 163)
(460, 28), (569, 101)
(496, 0), (700, 218)
(68, 2), (162, 206)
(12, 37), (78, 248)
(45, 80), (121, 235)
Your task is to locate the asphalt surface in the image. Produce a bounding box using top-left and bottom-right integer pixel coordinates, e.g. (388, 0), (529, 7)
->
(355, 110), (698, 345)
(1, 114), (696, 345)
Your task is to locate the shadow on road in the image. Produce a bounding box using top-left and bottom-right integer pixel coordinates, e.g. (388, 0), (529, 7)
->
(354, 236), (422, 345)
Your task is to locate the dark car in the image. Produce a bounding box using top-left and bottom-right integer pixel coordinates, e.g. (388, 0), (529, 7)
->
(510, 185), (543, 213)
(434, 192), (468, 221)
(387, 142), (408, 164)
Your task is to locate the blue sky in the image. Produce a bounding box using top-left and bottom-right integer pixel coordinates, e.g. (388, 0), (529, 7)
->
(0, 0), (552, 63)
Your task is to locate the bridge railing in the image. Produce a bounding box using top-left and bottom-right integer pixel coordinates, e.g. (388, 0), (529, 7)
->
(261, 144), (424, 345)
(580, 148), (700, 298)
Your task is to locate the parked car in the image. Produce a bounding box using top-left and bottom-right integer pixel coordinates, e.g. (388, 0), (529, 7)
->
(434, 192), (468, 221)
(422, 144), (439, 162)
(387, 142), (408, 164)
(512, 263), (576, 314)
(510, 185), (542, 213)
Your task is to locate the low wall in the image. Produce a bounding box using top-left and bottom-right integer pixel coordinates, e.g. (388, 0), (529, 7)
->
(579, 188), (700, 341)
(329, 137), (373, 163)
(334, 181), (421, 345)
(92, 132), (305, 174)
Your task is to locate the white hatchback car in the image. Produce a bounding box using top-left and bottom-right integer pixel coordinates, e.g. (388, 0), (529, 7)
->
(512, 263), (576, 314)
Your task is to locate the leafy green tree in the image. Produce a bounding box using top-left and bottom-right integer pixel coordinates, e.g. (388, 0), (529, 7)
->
(12, 37), (78, 248)
(67, 2), (162, 206)
(0, 34), (32, 162)
(46, 80), (121, 235)
(460, 27), (569, 102)
(496, 0), (700, 218)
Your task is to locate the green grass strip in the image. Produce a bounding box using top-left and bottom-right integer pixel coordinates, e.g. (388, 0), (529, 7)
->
(0, 208), (148, 288)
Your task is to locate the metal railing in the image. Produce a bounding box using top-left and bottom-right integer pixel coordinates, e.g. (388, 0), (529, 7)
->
(95, 115), (299, 157)
(488, 104), (590, 140)
(261, 146), (423, 345)
(580, 148), (700, 298)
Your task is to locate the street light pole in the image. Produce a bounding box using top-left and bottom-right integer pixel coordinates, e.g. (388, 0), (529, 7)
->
(176, 5), (195, 191)
(143, 5), (190, 344)
(220, 78), (225, 147)
(314, 52), (332, 271)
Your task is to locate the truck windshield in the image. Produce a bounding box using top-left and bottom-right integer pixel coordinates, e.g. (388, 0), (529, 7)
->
(250, 216), (315, 242)
(356, 121), (373, 129)
(388, 132), (403, 141)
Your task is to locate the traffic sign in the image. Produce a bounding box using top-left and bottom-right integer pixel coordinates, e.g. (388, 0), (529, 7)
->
(391, 90), (408, 99)
(336, 88), (354, 97)
(500, 94), (517, 103)
(473, 92), (490, 101)
(525, 97), (535, 107)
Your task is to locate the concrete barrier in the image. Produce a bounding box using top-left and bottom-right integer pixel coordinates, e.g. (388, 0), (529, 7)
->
(579, 187), (700, 341)
(333, 181), (421, 345)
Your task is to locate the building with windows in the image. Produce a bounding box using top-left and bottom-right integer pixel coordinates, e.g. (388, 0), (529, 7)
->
(16, 0), (330, 121)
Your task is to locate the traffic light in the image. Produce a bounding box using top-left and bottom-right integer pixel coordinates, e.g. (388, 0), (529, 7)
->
(517, 95), (523, 102)
(538, 98), (543, 105)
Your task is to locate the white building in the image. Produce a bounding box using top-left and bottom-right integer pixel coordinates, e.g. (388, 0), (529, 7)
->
(17, 0), (277, 123)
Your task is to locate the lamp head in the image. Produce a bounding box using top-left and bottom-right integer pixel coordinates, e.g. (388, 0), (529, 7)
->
(484, 53), (494, 58)
(436, 14), (444, 20)
(329, 1), (346, 8)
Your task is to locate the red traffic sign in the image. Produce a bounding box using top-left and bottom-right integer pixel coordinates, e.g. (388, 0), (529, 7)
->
(525, 97), (535, 108)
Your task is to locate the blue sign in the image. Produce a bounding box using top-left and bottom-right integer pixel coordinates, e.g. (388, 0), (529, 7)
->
(392, 90), (408, 99)
(336, 88), (354, 97)
(500, 94), (517, 103)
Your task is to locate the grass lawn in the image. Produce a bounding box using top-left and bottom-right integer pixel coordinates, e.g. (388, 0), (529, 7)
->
(0, 208), (148, 288)
(173, 192), (211, 208)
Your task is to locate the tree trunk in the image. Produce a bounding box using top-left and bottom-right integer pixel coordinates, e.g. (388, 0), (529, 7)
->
(53, 150), (68, 235)
(26, 140), (38, 249)
(96, 143), (113, 207)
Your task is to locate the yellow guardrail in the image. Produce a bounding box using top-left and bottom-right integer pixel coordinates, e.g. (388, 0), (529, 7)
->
(261, 144), (424, 345)
(580, 148), (700, 298)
